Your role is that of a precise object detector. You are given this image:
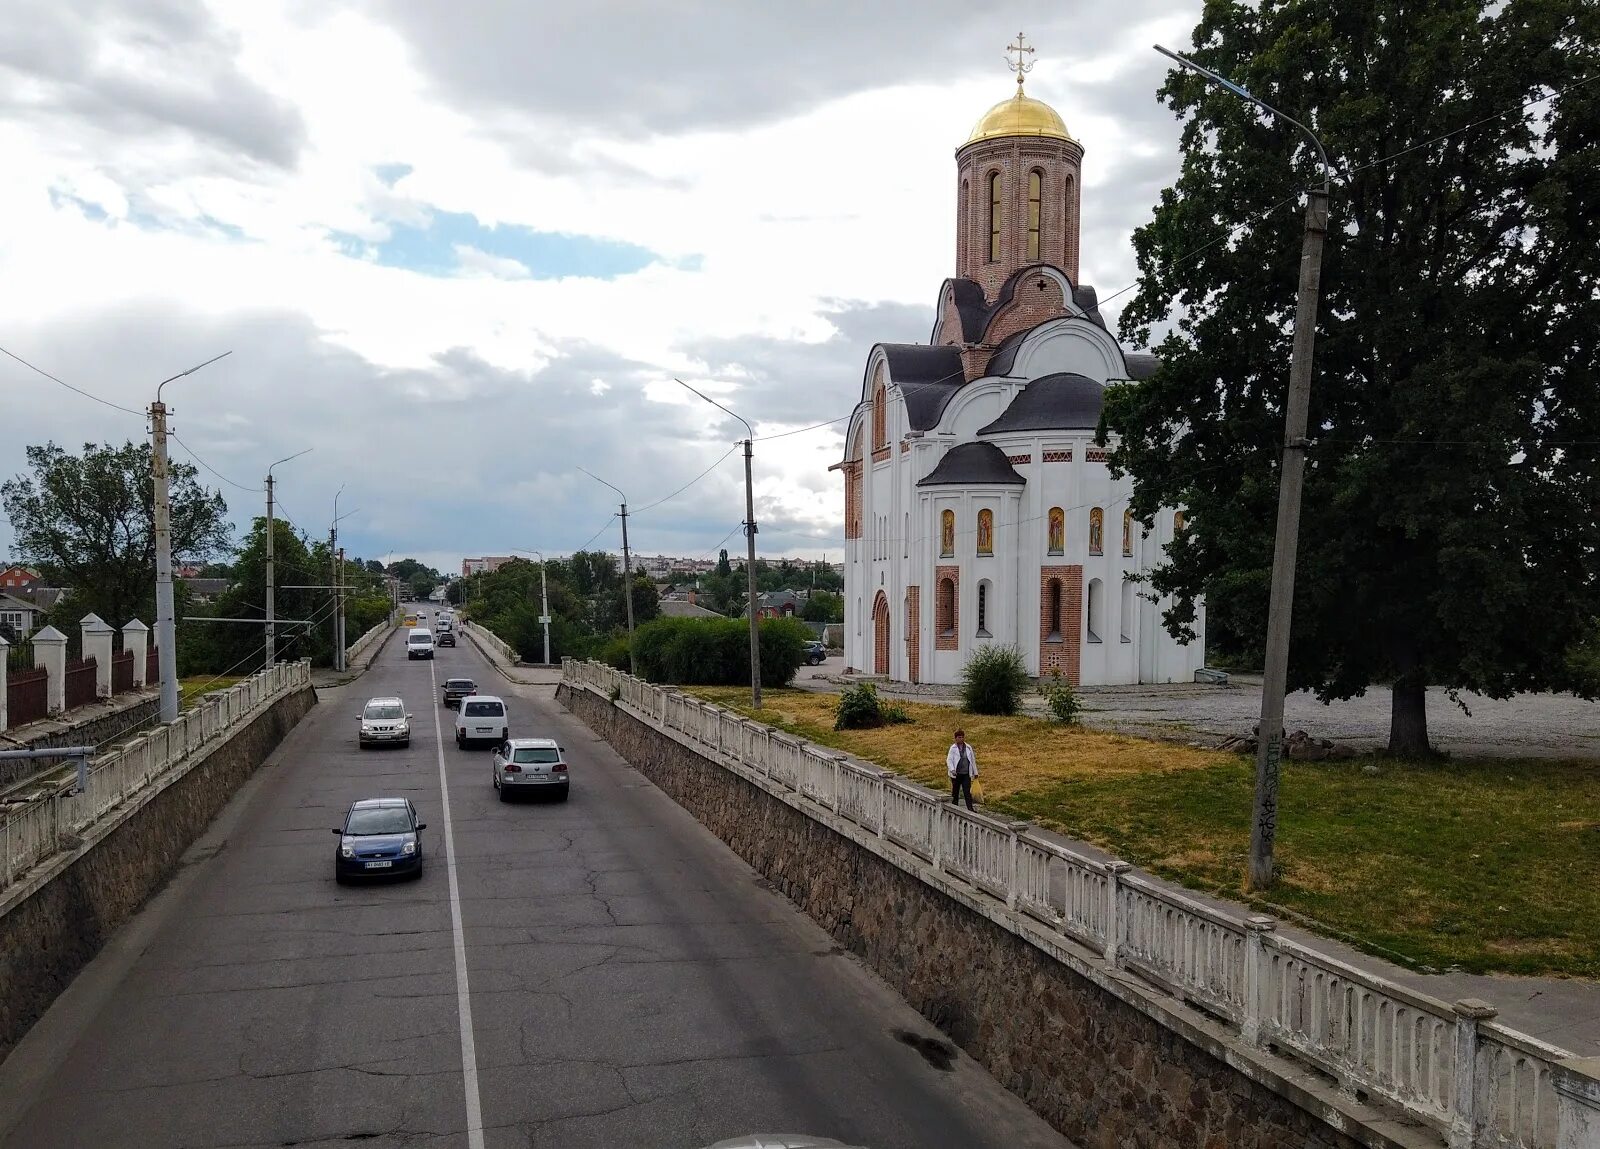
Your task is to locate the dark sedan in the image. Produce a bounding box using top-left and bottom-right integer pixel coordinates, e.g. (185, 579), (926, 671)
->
(437, 631), (456, 647)
(333, 797), (425, 882)
(441, 677), (476, 708)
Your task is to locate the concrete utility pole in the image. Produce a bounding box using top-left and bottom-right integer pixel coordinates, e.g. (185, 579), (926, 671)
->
(1155, 45), (1332, 891)
(579, 468), (636, 673)
(150, 399), (179, 723)
(337, 546), (346, 666)
(512, 550), (553, 665)
(147, 351), (231, 722)
(264, 448), (311, 668)
(674, 378), (762, 708)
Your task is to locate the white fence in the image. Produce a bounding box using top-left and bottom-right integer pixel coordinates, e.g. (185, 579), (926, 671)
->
(345, 612), (397, 667)
(563, 659), (1580, 1149)
(0, 660), (312, 891)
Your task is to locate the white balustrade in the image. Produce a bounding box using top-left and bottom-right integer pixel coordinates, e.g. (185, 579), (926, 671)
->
(0, 660), (310, 894)
(556, 660), (1579, 1149)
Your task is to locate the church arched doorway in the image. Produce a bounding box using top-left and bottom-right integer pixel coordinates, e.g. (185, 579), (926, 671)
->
(872, 591), (890, 676)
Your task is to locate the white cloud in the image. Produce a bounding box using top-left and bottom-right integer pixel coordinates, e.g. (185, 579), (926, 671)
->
(0, 0), (1205, 567)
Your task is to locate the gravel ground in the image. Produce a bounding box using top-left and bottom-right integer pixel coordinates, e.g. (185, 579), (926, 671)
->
(793, 657), (1600, 759)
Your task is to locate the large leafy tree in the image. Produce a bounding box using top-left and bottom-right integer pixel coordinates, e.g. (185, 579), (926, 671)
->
(2, 440), (231, 627)
(1104, 0), (1600, 754)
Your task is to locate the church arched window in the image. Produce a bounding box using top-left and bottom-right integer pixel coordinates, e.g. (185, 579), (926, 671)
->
(976, 509), (993, 556)
(989, 172), (1002, 262)
(1122, 510), (1134, 557)
(1089, 507), (1104, 556)
(1087, 578), (1104, 643)
(976, 580), (992, 638)
(871, 368), (887, 450)
(1047, 507), (1064, 555)
(1045, 577), (1063, 640)
(1120, 579), (1135, 643)
(937, 577), (957, 637)
(1027, 169), (1042, 261)
(940, 509), (955, 557)
(1174, 510), (1187, 534)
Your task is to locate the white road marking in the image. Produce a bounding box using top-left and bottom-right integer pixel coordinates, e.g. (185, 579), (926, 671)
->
(428, 658), (486, 1149)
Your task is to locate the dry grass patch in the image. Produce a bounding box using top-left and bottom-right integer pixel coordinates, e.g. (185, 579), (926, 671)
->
(687, 686), (1229, 801)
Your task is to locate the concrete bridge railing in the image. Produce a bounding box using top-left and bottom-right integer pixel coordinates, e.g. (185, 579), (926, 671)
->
(564, 657), (1599, 1149)
(0, 660), (312, 889)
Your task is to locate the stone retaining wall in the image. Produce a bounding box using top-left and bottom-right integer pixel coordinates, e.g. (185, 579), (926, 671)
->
(0, 683), (315, 1060)
(561, 683), (1422, 1149)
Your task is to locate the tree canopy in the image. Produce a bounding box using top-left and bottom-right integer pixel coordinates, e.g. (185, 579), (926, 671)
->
(1103, 0), (1600, 754)
(2, 440), (230, 627)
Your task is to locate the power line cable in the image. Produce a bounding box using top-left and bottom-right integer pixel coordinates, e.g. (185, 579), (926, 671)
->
(0, 344), (144, 417)
(169, 431), (264, 493)
(634, 447), (739, 513)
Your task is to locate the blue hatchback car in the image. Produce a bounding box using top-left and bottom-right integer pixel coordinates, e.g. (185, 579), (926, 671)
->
(333, 797), (425, 882)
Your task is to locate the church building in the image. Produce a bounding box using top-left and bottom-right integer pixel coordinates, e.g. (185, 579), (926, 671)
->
(835, 40), (1204, 687)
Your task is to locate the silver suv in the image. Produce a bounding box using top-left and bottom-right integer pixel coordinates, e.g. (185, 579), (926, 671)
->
(358, 697), (411, 748)
(491, 737), (569, 801)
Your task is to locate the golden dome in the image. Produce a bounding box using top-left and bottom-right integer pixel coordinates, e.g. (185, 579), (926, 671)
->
(964, 89), (1073, 146)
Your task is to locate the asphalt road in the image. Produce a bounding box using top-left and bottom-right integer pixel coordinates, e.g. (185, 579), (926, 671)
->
(0, 634), (1074, 1149)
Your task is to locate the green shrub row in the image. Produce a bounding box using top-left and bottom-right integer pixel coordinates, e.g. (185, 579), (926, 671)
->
(630, 616), (811, 687)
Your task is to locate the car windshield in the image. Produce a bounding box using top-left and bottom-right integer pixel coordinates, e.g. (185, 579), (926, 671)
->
(408, 634), (431, 644)
(447, 680), (475, 690)
(463, 701), (503, 717)
(512, 747), (560, 764)
(345, 807), (412, 835)
(364, 703), (403, 719)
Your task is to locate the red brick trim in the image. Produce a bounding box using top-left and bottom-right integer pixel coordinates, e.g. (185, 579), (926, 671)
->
(935, 565), (960, 652)
(1007, 454), (1031, 465)
(1085, 447), (1109, 463)
(1039, 565), (1083, 685)
(872, 590), (890, 676)
(842, 461), (863, 540)
(1043, 449), (1072, 463)
(872, 447), (891, 465)
(906, 586), (920, 684)
(900, 440), (910, 454)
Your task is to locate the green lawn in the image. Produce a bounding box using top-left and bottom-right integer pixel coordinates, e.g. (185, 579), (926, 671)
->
(689, 687), (1600, 977)
(179, 676), (244, 708)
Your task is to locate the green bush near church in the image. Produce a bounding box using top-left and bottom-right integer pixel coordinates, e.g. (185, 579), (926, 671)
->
(631, 615), (810, 688)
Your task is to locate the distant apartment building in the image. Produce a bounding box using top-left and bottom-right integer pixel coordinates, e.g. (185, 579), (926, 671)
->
(461, 556), (513, 577)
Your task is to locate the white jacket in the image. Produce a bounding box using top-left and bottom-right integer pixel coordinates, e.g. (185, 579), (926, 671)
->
(946, 743), (978, 778)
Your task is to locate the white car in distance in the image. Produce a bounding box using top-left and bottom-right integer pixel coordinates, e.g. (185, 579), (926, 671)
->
(492, 738), (569, 801)
(455, 695), (508, 748)
(358, 697), (411, 748)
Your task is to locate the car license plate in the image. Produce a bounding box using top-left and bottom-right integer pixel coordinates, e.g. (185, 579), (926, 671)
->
(364, 860), (393, 869)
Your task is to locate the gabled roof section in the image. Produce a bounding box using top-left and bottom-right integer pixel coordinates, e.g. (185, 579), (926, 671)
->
(977, 373), (1104, 434)
(935, 278), (991, 344)
(881, 344), (965, 431)
(1124, 351), (1159, 379)
(917, 441), (1026, 487)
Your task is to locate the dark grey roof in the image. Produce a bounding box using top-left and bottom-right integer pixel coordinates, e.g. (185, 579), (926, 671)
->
(987, 328), (1030, 376)
(1124, 351), (1159, 379)
(1072, 284), (1108, 331)
(945, 278), (991, 342)
(917, 441), (1026, 487)
(881, 344), (965, 431)
(977, 373), (1105, 434)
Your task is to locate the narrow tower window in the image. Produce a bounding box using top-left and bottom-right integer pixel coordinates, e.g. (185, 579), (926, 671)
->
(1027, 170), (1042, 260)
(989, 172), (1002, 262)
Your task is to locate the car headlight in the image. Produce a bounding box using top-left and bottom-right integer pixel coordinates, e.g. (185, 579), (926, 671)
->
(340, 842), (354, 858)
(402, 841), (416, 855)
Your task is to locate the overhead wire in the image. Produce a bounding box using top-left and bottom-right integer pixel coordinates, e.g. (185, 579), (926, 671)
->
(170, 431), (264, 493)
(633, 446), (740, 513)
(0, 344), (145, 417)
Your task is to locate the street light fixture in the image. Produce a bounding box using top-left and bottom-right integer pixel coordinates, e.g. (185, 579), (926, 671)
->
(264, 447), (312, 667)
(577, 468), (635, 673)
(1154, 45), (1332, 891)
(149, 350), (233, 723)
(674, 377), (763, 709)
(510, 549), (553, 666)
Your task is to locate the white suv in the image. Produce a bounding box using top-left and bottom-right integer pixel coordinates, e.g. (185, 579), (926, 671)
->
(406, 628), (434, 660)
(358, 697), (411, 748)
(455, 695), (508, 748)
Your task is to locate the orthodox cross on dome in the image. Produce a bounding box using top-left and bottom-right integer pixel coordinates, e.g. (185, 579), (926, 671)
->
(1005, 32), (1036, 93)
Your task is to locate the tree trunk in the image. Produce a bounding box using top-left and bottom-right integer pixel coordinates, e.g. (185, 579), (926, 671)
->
(1388, 677), (1430, 757)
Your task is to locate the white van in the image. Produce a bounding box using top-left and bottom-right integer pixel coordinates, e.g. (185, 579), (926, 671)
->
(455, 695), (508, 748)
(406, 628), (435, 660)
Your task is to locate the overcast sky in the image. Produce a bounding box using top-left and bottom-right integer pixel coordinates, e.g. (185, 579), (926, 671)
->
(0, 0), (1203, 575)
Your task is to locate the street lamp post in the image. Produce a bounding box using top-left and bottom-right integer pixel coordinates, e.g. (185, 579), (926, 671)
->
(578, 469), (635, 673)
(1155, 45), (1332, 891)
(511, 549), (552, 666)
(148, 351), (232, 723)
(675, 378), (762, 709)
(330, 487), (358, 673)
(265, 448), (312, 668)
